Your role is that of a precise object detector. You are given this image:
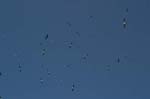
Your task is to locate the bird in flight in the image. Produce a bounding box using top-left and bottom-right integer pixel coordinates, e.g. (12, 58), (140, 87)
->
(123, 18), (127, 29)
(72, 83), (75, 92)
(40, 77), (44, 84)
(106, 65), (111, 71)
(45, 34), (48, 40)
(126, 8), (128, 13)
(18, 64), (22, 72)
(42, 48), (46, 56)
(117, 58), (120, 63)
(66, 22), (72, 27)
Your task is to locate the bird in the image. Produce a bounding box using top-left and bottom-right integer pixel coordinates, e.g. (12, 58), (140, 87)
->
(46, 68), (51, 76)
(65, 64), (72, 68)
(66, 22), (72, 27)
(45, 34), (48, 40)
(123, 18), (127, 29)
(40, 77), (44, 84)
(106, 65), (111, 71)
(117, 58), (120, 63)
(0, 72), (2, 76)
(126, 8), (128, 13)
(64, 41), (73, 48)
(72, 84), (75, 91)
(68, 45), (72, 48)
(18, 65), (22, 72)
(89, 15), (93, 19)
(42, 48), (46, 56)
(82, 53), (89, 60)
(75, 32), (80, 37)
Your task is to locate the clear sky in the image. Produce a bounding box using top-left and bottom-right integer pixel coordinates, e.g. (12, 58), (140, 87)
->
(0, 0), (150, 99)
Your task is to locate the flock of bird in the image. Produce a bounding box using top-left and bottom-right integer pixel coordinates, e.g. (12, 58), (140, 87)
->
(0, 8), (129, 99)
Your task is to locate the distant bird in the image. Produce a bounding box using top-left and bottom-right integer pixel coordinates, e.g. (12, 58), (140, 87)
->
(123, 18), (127, 29)
(68, 45), (72, 48)
(72, 84), (75, 91)
(42, 48), (46, 56)
(64, 41), (73, 48)
(126, 8), (128, 13)
(46, 68), (51, 76)
(82, 53), (89, 60)
(0, 72), (2, 76)
(66, 22), (72, 27)
(18, 65), (22, 72)
(40, 77), (44, 84)
(75, 32), (80, 37)
(45, 34), (48, 40)
(65, 64), (72, 68)
(117, 58), (120, 63)
(89, 15), (93, 19)
(106, 65), (111, 71)
(40, 42), (43, 46)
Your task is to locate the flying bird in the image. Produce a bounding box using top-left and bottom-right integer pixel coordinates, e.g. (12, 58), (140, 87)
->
(18, 64), (22, 72)
(123, 18), (127, 29)
(40, 77), (44, 84)
(66, 22), (72, 27)
(45, 34), (48, 40)
(46, 68), (51, 76)
(42, 48), (46, 56)
(82, 53), (89, 60)
(126, 8), (128, 13)
(106, 65), (111, 71)
(89, 15), (93, 19)
(75, 32), (80, 37)
(117, 58), (120, 63)
(72, 84), (75, 91)
(64, 41), (73, 48)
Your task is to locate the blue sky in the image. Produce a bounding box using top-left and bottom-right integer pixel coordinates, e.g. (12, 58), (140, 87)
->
(0, 0), (150, 99)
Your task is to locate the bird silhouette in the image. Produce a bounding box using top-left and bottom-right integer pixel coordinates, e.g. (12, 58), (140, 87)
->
(18, 65), (22, 72)
(117, 58), (120, 63)
(72, 84), (75, 91)
(45, 34), (48, 40)
(123, 18), (127, 29)
(0, 72), (2, 76)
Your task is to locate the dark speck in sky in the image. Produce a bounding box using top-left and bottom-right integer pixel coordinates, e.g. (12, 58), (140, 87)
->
(72, 83), (75, 92)
(40, 77), (44, 84)
(89, 15), (93, 19)
(123, 18), (127, 29)
(75, 32), (80, 37)
(66, 22), (72, 27)
(106, 65), (111, 71)
(45, 34), (48, 40)
(117, 58), (121, 63)
(0, 72), (2, 76)
(126, 8), (129, 13)
(18, 64), (22, 72)
(42, 48), (46, 56)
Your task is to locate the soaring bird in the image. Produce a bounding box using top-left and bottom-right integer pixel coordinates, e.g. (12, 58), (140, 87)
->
(72, 84), (75, 91)
(18, 64), (22, 72)
(45, 34), (48, 40)
(0, 72), (2, 76)
(117, 58), (120, 63)
(126, 8), (128, 13)
(123, 18), (127, 29)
